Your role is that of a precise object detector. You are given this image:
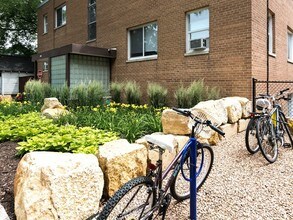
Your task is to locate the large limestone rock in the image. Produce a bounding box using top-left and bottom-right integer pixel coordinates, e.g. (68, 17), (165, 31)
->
(230, 97), (251, 118)
(221, 97), (243, 123)
(41, 97), (69, 118)
(161, 109), (191, 135)
(14, 152), (103, 220)
(98, 139), (147, 196)
(0, 203), (9, 220)
(191, 99), (228, 126)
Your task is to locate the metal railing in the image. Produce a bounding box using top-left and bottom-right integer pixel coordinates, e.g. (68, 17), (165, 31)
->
(252, 78), (293, 118)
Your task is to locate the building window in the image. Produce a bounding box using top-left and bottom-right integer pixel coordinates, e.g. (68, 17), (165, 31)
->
(43, 15), (48, 34)
(288, 29), (293, 62)
(55, 5), (66, 28)
(268, 12), (275, 54)
(43, 61), (48, 71)
(186, 8), (209, 53)
(88, 0), (96, 40)
(128, 22), (158, 59)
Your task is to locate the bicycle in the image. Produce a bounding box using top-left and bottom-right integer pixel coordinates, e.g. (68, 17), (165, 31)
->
(89, 107), (225, 220)
(256, 88), (293, 163)
(245, 96), (272, 154)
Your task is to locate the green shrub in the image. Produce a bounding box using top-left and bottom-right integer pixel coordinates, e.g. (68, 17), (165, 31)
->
(110, 82), (124, 103)
(71, 82), (88, 107)
(174, 80), (221, 108)
(188, 79), (205, 107)
(24, 80), (51, 104)
(174, 84), (190, 108)
(51, 83), (70, 106)
(87, 81), (106, 106)
(147, 82), (168, 108)
(124, 81), (141, 105)
(0, 101), (41, 119)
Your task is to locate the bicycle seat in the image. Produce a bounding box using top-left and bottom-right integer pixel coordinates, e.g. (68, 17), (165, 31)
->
(145, 134), (177, 152)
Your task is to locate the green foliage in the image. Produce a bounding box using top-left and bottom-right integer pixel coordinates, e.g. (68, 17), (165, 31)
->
(51, 83), (70, 106)
(174, 80), (221, 108)
(71, 82), (88, 107)
(110, 82), (124, 103)
(0, 112), (118, 155)
(0, 0), (41, 55)
(124, 81), (141, 105)
(54, 103), (163, 143)
(147, 82), (168, 108)
(87, 81), (106, 106)
(0, 101), (41, 119)
(24, 80), (52, 104)
(174, 84), (190, 108)
(188, 80), (205, 107)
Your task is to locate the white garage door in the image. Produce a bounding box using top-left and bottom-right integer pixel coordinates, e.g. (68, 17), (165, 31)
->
(1, 72), (19, 95)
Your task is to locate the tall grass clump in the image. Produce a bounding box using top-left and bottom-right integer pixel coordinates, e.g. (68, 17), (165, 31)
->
(51, 83), (70, 105)
(110, 82), (124, 103)
(124, 81), (141, 105)
(87, 81), (106, 106)
(188, 79), (205, 107)
(24, 80), (51, 104)
(147, 82), (168, 108)
(174, 84), (190, 108)
(71, 82), (88, 107)
(174, 80), (221, 108)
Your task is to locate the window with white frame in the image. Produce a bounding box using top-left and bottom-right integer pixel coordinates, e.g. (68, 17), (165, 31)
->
(186, 8), (209, 53)
(43, 14), (48, 34)
(88, 0), (96, 40)
(43, 61), (48, 72)
(55, 5), (66, 28)
(128, 22), (158, 59)
(268, 12), (275, 54)
(288, 29), (293, 62)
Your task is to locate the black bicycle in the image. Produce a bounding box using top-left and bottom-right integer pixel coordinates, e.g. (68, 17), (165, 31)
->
(88, 108), (224, 219)
(256, 88), (293, 163)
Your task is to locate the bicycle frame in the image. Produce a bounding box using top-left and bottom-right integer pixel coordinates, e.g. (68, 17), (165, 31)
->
(146, 124), (199, 220)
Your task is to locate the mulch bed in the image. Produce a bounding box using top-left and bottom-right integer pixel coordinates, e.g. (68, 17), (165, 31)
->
(0, 142), (21, 220)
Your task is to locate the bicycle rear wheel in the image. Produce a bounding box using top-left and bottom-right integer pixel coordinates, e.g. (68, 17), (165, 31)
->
(245, 117), (260, 154)
(170, 143), (214, 201)
(256, 116), (278, 163)
(94, 176), (155, 220)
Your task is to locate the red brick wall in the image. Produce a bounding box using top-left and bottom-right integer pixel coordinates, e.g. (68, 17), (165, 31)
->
(37, 0), (293, 103)
(252, 0), (293, 82)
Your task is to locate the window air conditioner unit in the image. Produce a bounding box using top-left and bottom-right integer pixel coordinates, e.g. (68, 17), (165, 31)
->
(190, 38), (207, 50)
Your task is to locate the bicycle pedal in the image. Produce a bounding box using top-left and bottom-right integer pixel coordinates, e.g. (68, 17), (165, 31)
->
(158, 194), (172, 216)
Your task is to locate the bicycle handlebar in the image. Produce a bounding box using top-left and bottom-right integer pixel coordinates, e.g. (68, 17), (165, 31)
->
(172, 107), (225, 137)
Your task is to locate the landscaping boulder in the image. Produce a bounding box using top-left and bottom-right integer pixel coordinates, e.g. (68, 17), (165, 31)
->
(161, 109), (191, 135)
(98, 139), (147, 196)
(191, 99), (228, 125)
(14, 152), (103, 220)
(0, 95), (12, 102)
(230, 96), (251, 118)
(221, 97), (243, 123)
(41, 97), (69, 118)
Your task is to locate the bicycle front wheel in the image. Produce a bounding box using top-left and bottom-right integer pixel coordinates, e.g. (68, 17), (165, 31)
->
(95, 176), (155, 220)
(170, 143), (214, 201)
(256, 116), (278, 163)
(245, 117), (260, 154)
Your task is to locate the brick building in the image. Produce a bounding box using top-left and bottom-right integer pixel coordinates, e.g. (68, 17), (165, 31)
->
(32, 0), (293, 102)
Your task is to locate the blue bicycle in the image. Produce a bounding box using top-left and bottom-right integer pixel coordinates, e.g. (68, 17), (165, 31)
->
(90, 107), (224, 220)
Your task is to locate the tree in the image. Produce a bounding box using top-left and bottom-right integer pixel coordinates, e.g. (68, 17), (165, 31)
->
(0, 0), (42, 56)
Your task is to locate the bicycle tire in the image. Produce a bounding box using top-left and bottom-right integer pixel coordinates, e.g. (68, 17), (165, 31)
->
(279, 111), (293, 148)
(245, 117), (260, 154)
(256, 116), (278, 163)
(93, 176), (155, 220)
(170, 143), (214, 201)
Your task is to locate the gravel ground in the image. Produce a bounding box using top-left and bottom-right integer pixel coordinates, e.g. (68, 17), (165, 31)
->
(165, 132), (293, 220)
